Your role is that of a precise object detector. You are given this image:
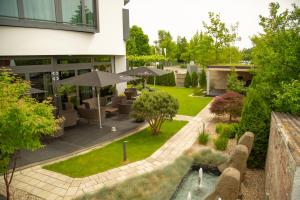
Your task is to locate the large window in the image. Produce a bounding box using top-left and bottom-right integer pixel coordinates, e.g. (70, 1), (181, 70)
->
(0, 0), (18, 18)
(0, 0), (98, 32)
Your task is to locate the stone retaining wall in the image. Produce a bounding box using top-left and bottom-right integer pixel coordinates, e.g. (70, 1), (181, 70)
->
(265, 112), (300, 200)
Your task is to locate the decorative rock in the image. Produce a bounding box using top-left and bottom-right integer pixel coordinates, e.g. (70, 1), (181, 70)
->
(238, 132), (255, 155)
(205, 167), (240, 200)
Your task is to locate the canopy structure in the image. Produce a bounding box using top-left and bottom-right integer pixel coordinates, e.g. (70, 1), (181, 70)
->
(56, 71), (138, 128)
(119, 66), (168, 87)
(28, 88), (47, 94)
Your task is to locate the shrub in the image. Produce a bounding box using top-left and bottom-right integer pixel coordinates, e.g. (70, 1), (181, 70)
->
(147, 72), (176, 86)
(199, 67), (207, 89)
(184, 72), (192, 88)
(214, 135), (229, 151)
(198, 131), (209, 145)
(215, 123), (239, 139)
(210, 92), (244, 121)
(191, 72), (198, 87)
(127, 55), (167, 67)
(192, 149), (228, 166)
(227, 67), (246, 94)
(79, 155), (193, 200)
(131, 91), (179, 135)
(193, 87), (204, 96)
(238, 88), (271, 168)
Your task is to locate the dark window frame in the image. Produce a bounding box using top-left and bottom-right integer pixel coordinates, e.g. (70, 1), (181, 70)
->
(0, 0), (99, 33)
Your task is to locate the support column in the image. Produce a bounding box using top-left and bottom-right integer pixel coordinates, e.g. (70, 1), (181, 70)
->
(114, 55), (127, 95)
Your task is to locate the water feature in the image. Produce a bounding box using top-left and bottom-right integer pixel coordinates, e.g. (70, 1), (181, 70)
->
(171, 168), (219, 200)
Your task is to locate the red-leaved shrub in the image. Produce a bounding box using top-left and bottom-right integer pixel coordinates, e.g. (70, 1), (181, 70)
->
(210, 92), (244, 121)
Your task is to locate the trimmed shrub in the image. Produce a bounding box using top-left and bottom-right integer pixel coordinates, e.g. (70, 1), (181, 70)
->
(199, 67), (207, 89)
(198, 131), (209, 145)
(192, 149), (228, 166)
(191, 72), (198, 87)
(147, 72), (176, 86)
(238, 88), (271, 168)
(214, 135), (229, 151)
(193, 87), (204, 96)
(215, 123), (239, 139)
(184, 72), (192, 88)
(210, 92), (244, 121)
(79, 155), (193, 200)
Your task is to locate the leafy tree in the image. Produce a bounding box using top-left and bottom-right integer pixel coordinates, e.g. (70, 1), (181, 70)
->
(0, 70), (58, 199)
(131, 91), (179, 135)
(127, 55), (167, 67)
(210, 92), (244, 121)
(189, 32), (216, 65)
(158, 30), (177, 60)
(241, 48), (252, 62)
(184, 72), (192, 88)
(199, 67), (207, 89)
(219, 46), (242, 64)
(176, 36), (190, 63)
(203, 12), (240, 63)
(126, 25), (151, 56)
(191, 72), (198, 87)
(227, 67), (246, 94)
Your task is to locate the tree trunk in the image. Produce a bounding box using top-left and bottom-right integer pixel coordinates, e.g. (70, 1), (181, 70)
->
(3, 155), (17, 200)
(229, 114), (232, 122)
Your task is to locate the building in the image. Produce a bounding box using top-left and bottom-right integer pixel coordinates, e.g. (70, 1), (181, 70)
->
(0, 0), (130, 104)
(206, 65), (253, 96)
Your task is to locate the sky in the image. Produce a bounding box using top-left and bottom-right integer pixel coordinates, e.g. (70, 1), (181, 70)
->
(125, 0), (299, 49)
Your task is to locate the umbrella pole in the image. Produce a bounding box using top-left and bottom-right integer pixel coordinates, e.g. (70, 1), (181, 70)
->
(97, 88), (102, 129)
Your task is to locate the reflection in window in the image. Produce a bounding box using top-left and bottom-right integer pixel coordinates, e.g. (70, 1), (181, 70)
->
(94, 64), (112, 72)
(15, 59), (51, 66)
(85, 0), (94, 26)
(94, 56), (111, 62)
(29, 72), (53, 102)
(62, 0), (82, 25)
(23, 0), (56, 21)
(57, 57), (91, 64)
(0, 0), (18, 18)
(59, 70), (76, 108)
(78, 69), (93, 102)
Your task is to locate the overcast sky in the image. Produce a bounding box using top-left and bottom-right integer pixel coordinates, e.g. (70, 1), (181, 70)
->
(125, 0), (299, 49)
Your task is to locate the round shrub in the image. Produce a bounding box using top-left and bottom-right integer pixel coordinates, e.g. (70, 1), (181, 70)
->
(184, 72), (192, 88)
(215, 123), (239, 139)
(193, 87), (204, 96)
(191, 72), (198, 87)
(214, 135), (229, 151)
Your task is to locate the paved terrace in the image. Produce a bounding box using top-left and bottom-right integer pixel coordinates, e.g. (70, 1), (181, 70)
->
(0, 104), (213, 200)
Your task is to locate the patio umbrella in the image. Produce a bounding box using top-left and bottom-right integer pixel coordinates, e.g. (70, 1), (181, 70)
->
(27, 87), (47, 94)
(56, 71), (138, 128)
(119, 66), (168, 87)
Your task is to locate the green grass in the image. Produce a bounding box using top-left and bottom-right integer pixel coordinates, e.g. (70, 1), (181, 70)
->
(152, 86), (212, 116)
(44, 120), (187, 178)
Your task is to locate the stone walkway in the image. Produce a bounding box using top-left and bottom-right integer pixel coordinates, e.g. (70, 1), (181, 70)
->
(0, 104), (213, 200)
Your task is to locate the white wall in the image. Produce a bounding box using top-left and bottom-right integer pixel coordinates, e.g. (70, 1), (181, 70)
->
(114, 55), (127, 94)
(0, 0), (126, 56)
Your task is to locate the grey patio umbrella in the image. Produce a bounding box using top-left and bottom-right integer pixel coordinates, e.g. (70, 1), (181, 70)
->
(119, 66), (168, 87)
(56, 71), (138, 128)
(28, 88), (47, 94)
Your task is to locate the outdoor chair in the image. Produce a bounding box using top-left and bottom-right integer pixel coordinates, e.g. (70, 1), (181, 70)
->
(118, 100), (133, 114)
(77, 103), (106, 123)
(61, 109), (79, 127)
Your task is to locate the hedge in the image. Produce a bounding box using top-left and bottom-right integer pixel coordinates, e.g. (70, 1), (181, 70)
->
(147, 72), (176, 86)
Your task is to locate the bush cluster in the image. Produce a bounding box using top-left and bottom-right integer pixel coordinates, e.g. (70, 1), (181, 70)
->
(147, 72), (176, 86)
(214, 135), (229, 151)
(215, 123), (239, 139)
(193, 87), (205, 96)
(198, 131), (209, 145)
(127, 55), (167, 67)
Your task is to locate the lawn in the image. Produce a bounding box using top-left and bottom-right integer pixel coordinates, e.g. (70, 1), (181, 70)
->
(152, 86), (212, 116)
(44, 120), (187, 178)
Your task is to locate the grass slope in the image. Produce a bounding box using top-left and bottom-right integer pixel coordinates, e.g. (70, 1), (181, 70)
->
(153, 86), (212, 116)
(44, 120), (187, 178)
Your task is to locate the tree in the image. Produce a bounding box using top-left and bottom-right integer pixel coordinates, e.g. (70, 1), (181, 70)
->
(189, 32), (216, 65)
(126, 25), (151, 56)
(158, 30), (177, 60)
(210, 92), (244, 121)
(0, 70), (58, 199)
(199, 67), (207, 89)
(203, 12), (240, 63)
(191, 72), (198, 87)
(176, 36), (190, 63)
(241, 48), (252, 62)
(227, 67), (246, 94)
(131, 91), (179, 135)
(184, 72), (192, 88)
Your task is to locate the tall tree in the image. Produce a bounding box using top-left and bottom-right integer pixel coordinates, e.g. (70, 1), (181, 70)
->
(126, 25), (151, 56)
(176, 36), (190, 63)
(158, 30), (177, 60)
(0, 70), (58, 199)
(203, 12), (240, 63)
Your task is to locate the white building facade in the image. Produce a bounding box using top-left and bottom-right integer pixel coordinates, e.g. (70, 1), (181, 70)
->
(0, 0), (129, 103)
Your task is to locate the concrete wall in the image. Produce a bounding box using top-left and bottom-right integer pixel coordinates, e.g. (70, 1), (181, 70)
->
(265, 112), (300, 200)
(0, 0), (126, 56)
(114, 55), (127, 94)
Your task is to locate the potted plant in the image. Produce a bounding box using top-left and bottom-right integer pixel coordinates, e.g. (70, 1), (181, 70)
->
(58, 85), (76, 110)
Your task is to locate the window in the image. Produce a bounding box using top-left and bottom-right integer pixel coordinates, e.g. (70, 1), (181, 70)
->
(57, 57), (91, 64)
(14, 59), (51, 66)
(0, 0), (18, 18)
(23, 0), (56, 21)
(61, 0), (82, 25)
(94, 56), (111, 62)
(30, 72), (53, 102)
(85, 0), (94, 26)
